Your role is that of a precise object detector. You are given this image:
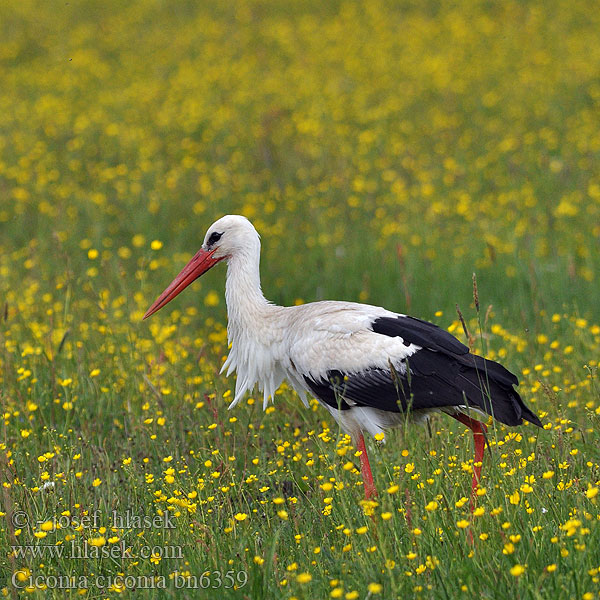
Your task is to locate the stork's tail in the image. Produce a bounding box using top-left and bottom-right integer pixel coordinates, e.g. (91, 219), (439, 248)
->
(458, 354), (542, 427)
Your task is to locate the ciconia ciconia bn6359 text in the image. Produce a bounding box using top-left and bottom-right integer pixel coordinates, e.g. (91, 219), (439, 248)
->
(144, 215), (542, 502)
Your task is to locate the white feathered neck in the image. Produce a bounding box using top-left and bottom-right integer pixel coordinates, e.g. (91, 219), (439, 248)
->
(220, 236), (288, 409)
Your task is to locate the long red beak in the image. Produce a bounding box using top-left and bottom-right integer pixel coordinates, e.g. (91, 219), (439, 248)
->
(143, 248), (223, 319)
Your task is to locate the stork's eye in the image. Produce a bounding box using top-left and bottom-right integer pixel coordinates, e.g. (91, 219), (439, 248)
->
(208, 231), (223, 246)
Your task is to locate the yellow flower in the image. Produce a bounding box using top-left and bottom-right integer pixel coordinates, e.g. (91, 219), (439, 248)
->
(367, 583), (383, 594)
(234, 513), (247, 521)
(89, 536), (106, 547)
(296, 573), (312, 584)
(586, 486), (598, 499)
(503, 543), (515, 555)
(561, 518), (582, 536)
(92, 478), (102, 487)
(14, 569), (31, 582)
(456, 520), (470, 529)
(510, 564), (525, 577)
(132, 234), (145, 248)
(204, 290), (220, 307)
(425, 501), (438, 512)
(150, 240), (163, 250)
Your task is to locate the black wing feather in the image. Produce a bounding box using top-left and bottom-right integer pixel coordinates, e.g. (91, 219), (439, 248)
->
(305, 315), (542, 428)
(372, 315), (469, 355)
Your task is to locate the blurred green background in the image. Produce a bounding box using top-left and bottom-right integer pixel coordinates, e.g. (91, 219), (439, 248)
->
(2, 0), (599, 326)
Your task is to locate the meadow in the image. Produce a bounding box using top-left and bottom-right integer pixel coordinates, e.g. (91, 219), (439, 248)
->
(1, 0), (600, 597)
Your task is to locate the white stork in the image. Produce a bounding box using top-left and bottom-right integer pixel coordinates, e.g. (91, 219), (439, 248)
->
(144, 215), (542, 502)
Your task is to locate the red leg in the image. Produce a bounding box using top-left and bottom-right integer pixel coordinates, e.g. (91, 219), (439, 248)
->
(357, 433), (377, 499)
(449, 413), (488, 509)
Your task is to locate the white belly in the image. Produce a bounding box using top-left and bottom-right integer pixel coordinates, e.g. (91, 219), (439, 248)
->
(320, 402), (437, 440)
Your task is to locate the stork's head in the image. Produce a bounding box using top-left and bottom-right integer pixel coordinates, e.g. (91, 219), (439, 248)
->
(143, 215), (259, 319)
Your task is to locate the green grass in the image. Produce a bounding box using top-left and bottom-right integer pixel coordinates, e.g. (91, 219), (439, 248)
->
(1, 0), (600, 598)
